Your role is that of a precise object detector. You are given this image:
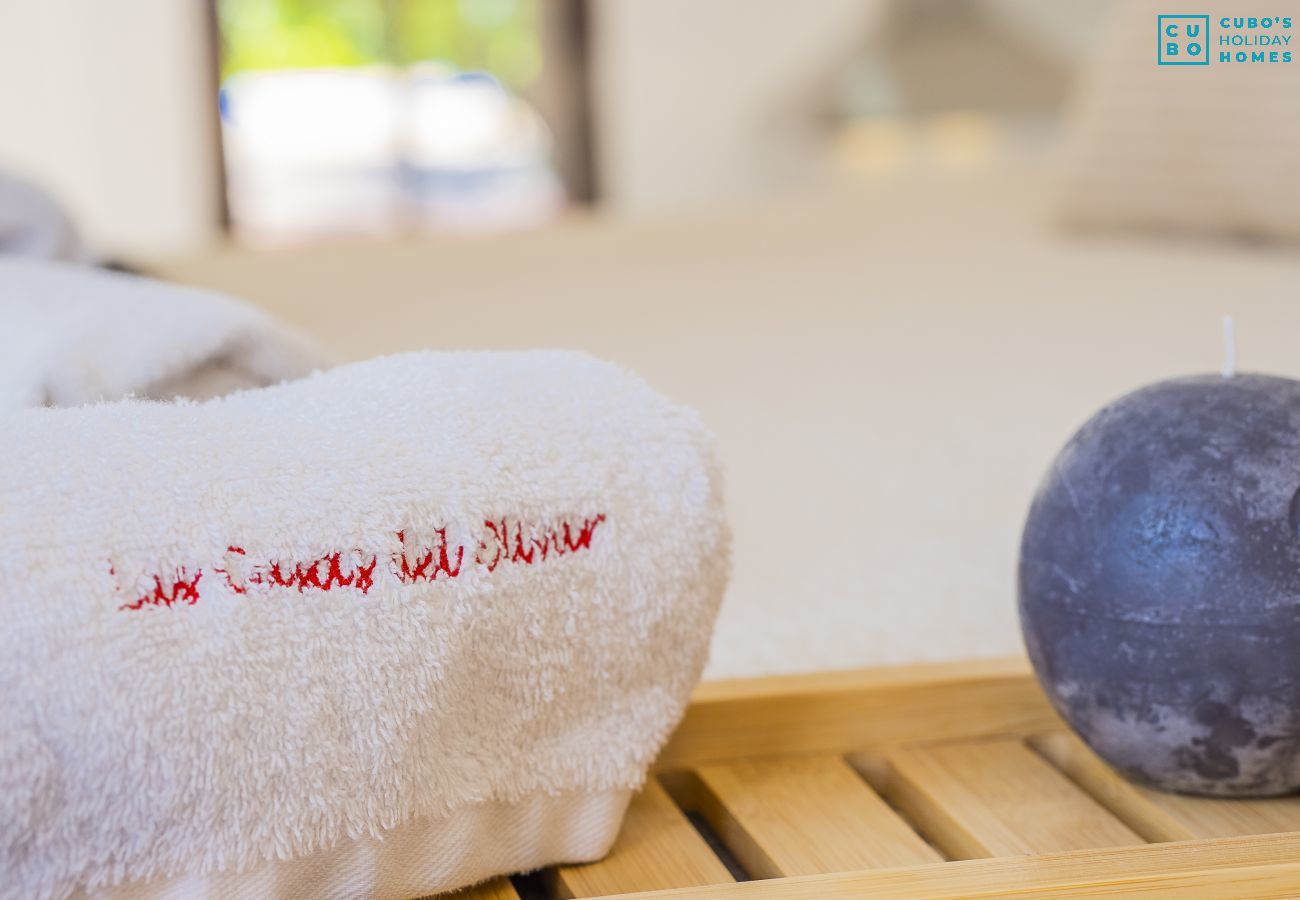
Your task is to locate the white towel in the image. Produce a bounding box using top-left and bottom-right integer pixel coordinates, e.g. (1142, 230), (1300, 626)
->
(0, 351), (729, 900)
(0, 258), (321, 409)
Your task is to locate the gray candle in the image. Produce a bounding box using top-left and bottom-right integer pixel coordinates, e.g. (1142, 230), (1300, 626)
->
(1020, 321), (1300, 796)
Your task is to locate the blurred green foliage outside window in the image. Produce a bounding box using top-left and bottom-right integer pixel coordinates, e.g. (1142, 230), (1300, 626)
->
(218, 0), (542, 87)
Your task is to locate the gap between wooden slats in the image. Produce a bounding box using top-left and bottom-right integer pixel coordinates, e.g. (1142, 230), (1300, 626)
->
(1032, 731), (1300, 842)
(850, 738), (1144, 859)
(551, 779), (733, 898)
(686, 753), (941, 878)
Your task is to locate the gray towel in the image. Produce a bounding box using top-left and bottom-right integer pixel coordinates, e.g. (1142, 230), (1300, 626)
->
(0, 258), (322, 409)
(0, 172), (89, 263)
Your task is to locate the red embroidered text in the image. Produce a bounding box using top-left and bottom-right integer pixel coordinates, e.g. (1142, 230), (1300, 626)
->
(114, 514), (607, 611)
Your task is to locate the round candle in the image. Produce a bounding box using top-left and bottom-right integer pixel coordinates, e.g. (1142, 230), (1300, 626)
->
(1019, 371), (1300, 796)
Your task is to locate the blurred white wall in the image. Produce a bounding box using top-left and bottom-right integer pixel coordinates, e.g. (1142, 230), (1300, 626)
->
(588, 0), (1113, 216)
(0, 0), (221, 259)
(589, 0), (880, 215)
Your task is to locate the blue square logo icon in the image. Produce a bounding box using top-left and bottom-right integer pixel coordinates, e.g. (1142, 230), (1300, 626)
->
(1158, 15), (1211, 65)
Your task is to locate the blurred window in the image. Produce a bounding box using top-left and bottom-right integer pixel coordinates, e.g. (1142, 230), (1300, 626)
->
(215, 0), (586, 244)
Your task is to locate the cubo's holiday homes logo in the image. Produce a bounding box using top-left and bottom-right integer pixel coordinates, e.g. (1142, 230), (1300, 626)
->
(1158, 14), (1294, 65)
(1158, 14), (1209, 64)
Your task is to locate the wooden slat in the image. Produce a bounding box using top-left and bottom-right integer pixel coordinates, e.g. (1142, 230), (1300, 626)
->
(868, 739), (1143, 859)
(655, 658), (1060, 771)
(591, 831), (1300, 899)
(553, 779), (733, 898)
(444, 878), (520, 899)
(691, 754), (940, 877)
(1032, 731), (1300, 842)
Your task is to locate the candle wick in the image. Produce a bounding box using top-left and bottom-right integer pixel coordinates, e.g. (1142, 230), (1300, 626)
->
(1222, 315), (1237, 378)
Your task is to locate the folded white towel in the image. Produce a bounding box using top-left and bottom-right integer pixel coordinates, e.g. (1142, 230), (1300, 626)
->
(0, 351), (729, 900)
(0, 259), (321, 409)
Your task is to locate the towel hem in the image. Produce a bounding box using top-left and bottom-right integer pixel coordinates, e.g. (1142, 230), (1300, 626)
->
(77, 788), (634, 900)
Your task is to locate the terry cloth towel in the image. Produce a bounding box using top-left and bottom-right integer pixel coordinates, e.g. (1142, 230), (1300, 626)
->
(0, 258), (321, 409)
(0, 351), (730, 900)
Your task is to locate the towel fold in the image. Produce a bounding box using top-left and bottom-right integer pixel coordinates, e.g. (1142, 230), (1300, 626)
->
(0, 350), (729, 900)
(0, 258), (322, 409)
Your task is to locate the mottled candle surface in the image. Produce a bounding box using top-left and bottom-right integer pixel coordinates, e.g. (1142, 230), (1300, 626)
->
(1020, 374), (1300, 796)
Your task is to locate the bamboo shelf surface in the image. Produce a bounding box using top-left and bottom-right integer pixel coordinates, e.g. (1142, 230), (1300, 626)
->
(455, 657), (1300, 900)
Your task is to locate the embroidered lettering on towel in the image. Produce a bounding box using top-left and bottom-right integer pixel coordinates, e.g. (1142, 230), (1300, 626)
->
(114, 514), (607, 611)
(117, 570), (204, 611)
(216, 546), (380, 597)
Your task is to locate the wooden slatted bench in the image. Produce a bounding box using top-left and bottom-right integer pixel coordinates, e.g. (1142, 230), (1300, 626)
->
(451, 658), (1300, 899)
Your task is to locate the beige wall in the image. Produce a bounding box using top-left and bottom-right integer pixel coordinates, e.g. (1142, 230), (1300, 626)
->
(589, 0), (880, 215)
(587, 0), (1114, 216)
(0, 0), (221, 259)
